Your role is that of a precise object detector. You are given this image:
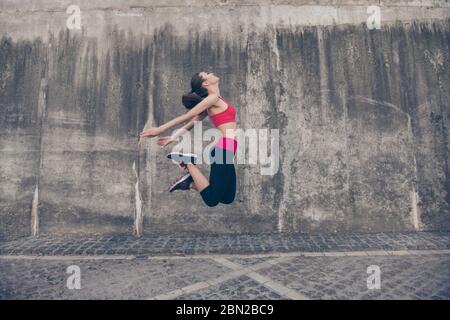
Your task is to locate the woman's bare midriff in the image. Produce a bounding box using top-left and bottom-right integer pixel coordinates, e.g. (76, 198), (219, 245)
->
(217, 122), (237, 138)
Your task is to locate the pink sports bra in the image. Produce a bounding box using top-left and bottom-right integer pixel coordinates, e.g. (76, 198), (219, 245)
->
(209, 96), (237, 127)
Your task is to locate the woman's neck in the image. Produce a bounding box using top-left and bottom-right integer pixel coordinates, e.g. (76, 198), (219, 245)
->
(208, 84), (220, 96)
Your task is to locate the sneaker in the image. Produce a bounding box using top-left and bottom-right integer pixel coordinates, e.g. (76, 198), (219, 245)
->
(167, 152), (198, 169)
(168, 173), (193, 192)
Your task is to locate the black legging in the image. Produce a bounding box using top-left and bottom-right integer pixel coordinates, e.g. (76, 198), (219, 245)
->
(200, 147), (236, 207)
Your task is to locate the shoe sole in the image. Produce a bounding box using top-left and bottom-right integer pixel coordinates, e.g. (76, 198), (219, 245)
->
(168, 174), (192, 192)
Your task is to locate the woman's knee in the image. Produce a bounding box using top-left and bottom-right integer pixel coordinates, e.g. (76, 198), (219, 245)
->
(220, 193), (235, 204)
(220, 198), (234, 205)
(204, 198), (220, 207)
(200, 187), (220, 207)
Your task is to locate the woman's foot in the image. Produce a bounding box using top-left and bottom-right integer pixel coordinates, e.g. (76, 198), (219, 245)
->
(167, 152), (198, 169)
(168, 173), (194, 192)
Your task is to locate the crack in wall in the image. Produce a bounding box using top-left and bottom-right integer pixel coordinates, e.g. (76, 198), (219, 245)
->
(132, 161), (143, 236)
(31, 77), (48, 237)
(31, 185), (39, 236)
(136, 35), (157, 235)
(270, 26), (287, 233)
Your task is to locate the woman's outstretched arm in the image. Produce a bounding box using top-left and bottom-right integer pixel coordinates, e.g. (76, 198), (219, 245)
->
(156, 111), (208, 146)
(140, 94), (219, 139)
(178, 111), (208, 134)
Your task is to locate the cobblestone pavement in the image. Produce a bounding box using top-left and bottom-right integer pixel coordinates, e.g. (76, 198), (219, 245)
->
(0, 231), (449, 256)
(1, 250), (449, 300)
(1, 232), (449, 300)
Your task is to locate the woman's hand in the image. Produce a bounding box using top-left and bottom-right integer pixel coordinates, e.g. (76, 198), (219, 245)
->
(156, 136), (177, 147)
(139, 127), (162, 139)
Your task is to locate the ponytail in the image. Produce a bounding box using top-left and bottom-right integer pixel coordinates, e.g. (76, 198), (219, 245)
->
(182, 73), (209, 109)
(182, 92), (204, 109)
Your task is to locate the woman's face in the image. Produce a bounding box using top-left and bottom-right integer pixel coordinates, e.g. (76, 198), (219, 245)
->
(199, 71), (219, 86)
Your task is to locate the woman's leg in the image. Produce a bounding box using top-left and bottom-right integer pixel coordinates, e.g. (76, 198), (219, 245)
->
(183, 162), (223, 207)
(189, 181), (198, 191)
(199, 163), (227, 207)
(185, 164), (209, 192)
(219, 164), (236, 204)
(198, 148), (233, 207)
(183, 147), (233, 207)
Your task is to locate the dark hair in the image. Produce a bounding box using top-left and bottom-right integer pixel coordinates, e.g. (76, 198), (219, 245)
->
(182, 72), (209, 109)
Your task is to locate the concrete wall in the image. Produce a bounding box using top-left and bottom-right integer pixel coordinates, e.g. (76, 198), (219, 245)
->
(1, 0), (449, 239)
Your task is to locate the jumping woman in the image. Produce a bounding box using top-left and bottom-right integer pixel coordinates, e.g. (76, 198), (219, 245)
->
(139, 72), (238, 207)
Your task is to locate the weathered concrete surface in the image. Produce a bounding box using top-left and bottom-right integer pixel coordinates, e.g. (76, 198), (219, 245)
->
(0, 1), (449, 239)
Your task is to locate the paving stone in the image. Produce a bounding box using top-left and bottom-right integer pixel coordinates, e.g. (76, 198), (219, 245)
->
(0, 258), (229, 300)
(1, 232), (449, 300)
(226, 257), (275, 267)
(0, 231), (449, 256)
(175, 276), (284, 300)
(256, 254), (450, 300)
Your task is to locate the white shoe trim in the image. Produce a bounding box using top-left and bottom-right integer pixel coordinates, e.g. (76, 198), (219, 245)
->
(168, 152), (198, 158)
(167, 152), (198, 164)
